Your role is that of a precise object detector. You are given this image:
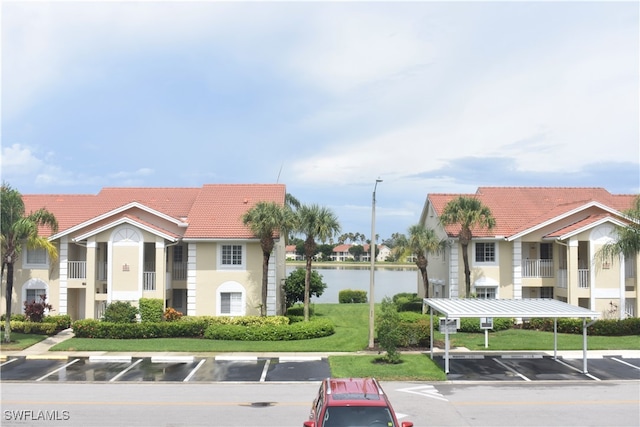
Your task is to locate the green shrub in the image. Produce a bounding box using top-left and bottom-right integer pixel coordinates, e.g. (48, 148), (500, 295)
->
(72, 319), (209, 339)
(392, 293), (423, 312)
(286, 304), (314, 318)
(43, 315), (72, 330)
(139, 298), (164, 323)
(523, 317), (640, 336)
(397, 318), (431, 347)
(102, 301), (138, 323)
(458, 317), (514, 333)
(376, 298), (401, 362)
(339, 289), (367, 304)
(283, 269), (327, 307)
(1, 314), (26, 322)
(2, 321), (57, 335)
(203, 318), (334, 341)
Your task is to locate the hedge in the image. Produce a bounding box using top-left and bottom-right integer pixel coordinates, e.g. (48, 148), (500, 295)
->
(204, 319), (335, 341)
(139, 299), (164, 323)
(72, 319), (209, 339)
(339, 289), (367, 303)
(523, 317), (640, 336)
(1, 321), (58, 335)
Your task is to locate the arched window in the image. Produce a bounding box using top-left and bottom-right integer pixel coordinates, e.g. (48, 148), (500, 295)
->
(217, 281), (246, 316)
(22, 278), (49, 312)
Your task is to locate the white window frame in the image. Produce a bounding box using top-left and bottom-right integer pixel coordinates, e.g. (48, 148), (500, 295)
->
(217, 281), (246, 316)
(475, 287), (497, 299)
(473, 241), (498, 265)
(218, 243), (245, 270)
(24, 247), (49, 269)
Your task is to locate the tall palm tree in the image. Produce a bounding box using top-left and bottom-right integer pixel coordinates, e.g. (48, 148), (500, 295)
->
(296, 204), (341, 321)
(439, 196), (496, 297)
(1, 184), (58, 343)
(597, 195), (640, 260)
(395, 224), (447, 298)
(242, 201), (295, 316)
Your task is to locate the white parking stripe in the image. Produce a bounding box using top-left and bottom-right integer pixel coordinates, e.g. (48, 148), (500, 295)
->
(1, 358), (18, 367)
(183, 359), (206, 382)
(554, 358), (601, 381)
(110, 358), (143, 382)
(260, 359), (270, 382)
(493, 357), (531, 381)
(397, 385), (448, 402)
(611, 357), (640, 370)
(36, 358), (80, 382)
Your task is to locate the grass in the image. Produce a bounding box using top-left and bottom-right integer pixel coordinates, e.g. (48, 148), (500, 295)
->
(329, 354), (447, 381)
(439, 328), (640, 351)
(0, 332), (48, 351)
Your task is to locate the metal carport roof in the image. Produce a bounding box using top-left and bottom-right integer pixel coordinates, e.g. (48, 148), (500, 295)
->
(423, 298), (600, 374)
(423, 298), (600, 319)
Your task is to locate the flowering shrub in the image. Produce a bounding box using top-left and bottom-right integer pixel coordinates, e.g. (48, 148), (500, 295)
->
(163, 307), (183, 322)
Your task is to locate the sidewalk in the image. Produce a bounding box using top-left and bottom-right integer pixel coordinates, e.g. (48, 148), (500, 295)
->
(2, 328), (640, 360)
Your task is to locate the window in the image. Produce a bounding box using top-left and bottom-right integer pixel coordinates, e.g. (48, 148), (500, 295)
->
(173, 245), (184, 263)
(25, 248), (47, 267)
(475, 287), (496, 299)
(540, 243), (553, 260)
(220, 292), (242, 315)
(475, 242), (495, 263)
(219, 244), (244, 269)
(217, 281), (246, 316)
(540, 287), (554, 299)
(25, 289), (46, 304)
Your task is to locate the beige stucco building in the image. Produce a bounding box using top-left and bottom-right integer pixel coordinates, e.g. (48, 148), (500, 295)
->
(2, 184), (287, 320)
(420, 187), (639, 319)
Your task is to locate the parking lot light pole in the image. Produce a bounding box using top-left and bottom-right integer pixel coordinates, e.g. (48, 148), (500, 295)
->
(369, 178), (382, 349)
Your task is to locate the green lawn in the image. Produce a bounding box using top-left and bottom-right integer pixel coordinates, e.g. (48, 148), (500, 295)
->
(0, 332), (47, 351)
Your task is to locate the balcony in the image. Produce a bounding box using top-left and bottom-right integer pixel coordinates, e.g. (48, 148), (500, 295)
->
(67, 261), (87, 279)
(522, 259), (554, 278)
(556, 268), (589, 288)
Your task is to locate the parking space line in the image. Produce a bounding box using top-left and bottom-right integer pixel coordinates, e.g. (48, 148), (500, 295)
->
(110, 358), (143, 382)
(36, 358), (80, 382)
(1, 358), (18, 367)
(183, 359), (206, 382)
(493, 358), (531, 381)
(260, 359), (270, 382)
(554, 358), (601, 381)
(610, 357), (640, 370)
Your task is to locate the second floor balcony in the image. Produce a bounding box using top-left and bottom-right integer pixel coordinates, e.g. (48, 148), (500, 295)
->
(522, 259), (554, 278)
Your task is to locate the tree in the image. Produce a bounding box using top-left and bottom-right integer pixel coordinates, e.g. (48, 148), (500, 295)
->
(283, 268), (327, 308)
(1, 184), (58, 343)
(597, 195), (640, 260)
(242, 200), (295, 316)
(439, 196), (495, 297)
(395, 224), (447, 298)
(349, 244), (365, 261)
(296, 204), (341, 321)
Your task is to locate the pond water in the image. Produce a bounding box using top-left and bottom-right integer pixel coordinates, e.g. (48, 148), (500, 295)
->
(285, 264), (419, 303)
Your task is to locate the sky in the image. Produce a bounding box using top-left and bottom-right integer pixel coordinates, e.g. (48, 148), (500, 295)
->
(2, 0), (639, 241)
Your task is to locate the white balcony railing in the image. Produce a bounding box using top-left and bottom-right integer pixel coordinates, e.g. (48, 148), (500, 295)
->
(557, 269), (567, 288)
(173, 261), (187, 281)
(97, 261), (108, 281)
(522, 259), (554, 278)
(143, 272), (156, 291)
(578, 269), (589, 288)
(67, 261), (87, 279)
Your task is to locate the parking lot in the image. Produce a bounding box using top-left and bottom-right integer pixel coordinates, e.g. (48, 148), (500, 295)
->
(434, 354), (640, 381)
(2, 352), (639, 383)
(0, 355), (330, 383)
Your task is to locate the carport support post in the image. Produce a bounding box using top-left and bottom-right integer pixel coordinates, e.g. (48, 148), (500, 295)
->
(583, 318), (588, 374)
(445, 326), (450, 374)
(553, 318), (558, 360)
(429, 307), (434, 360)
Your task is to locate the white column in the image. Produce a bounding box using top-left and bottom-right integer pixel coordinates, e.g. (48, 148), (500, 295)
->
(512, 239), (522, 299)
(187, 243), (197, 316)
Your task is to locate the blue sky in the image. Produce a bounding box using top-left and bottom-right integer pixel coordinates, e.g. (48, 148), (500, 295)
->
(2, 1), (639, 241)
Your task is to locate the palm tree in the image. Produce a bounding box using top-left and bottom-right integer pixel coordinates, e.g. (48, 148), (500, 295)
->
(242, 201), (295, 316)
(439, 196), (496, 297)
(296, 204), (341, 321)
(395, 224), (447, 298)
(1, 184), (58, 343)
(597, 195), (640, 261)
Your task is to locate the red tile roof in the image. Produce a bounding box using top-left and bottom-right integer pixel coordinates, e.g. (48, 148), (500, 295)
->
(22, 184), (286, 240)
(428, 187), (637, 238)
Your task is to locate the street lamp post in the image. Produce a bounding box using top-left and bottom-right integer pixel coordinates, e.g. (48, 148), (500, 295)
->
(369, 178), (383, 349)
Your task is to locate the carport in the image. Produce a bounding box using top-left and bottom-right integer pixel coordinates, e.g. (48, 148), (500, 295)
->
(423, 298), (600, 374)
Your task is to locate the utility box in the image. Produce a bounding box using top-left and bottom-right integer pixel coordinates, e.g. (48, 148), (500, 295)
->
(439, 317), (460, 334)
(480, 317), (494, 329)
